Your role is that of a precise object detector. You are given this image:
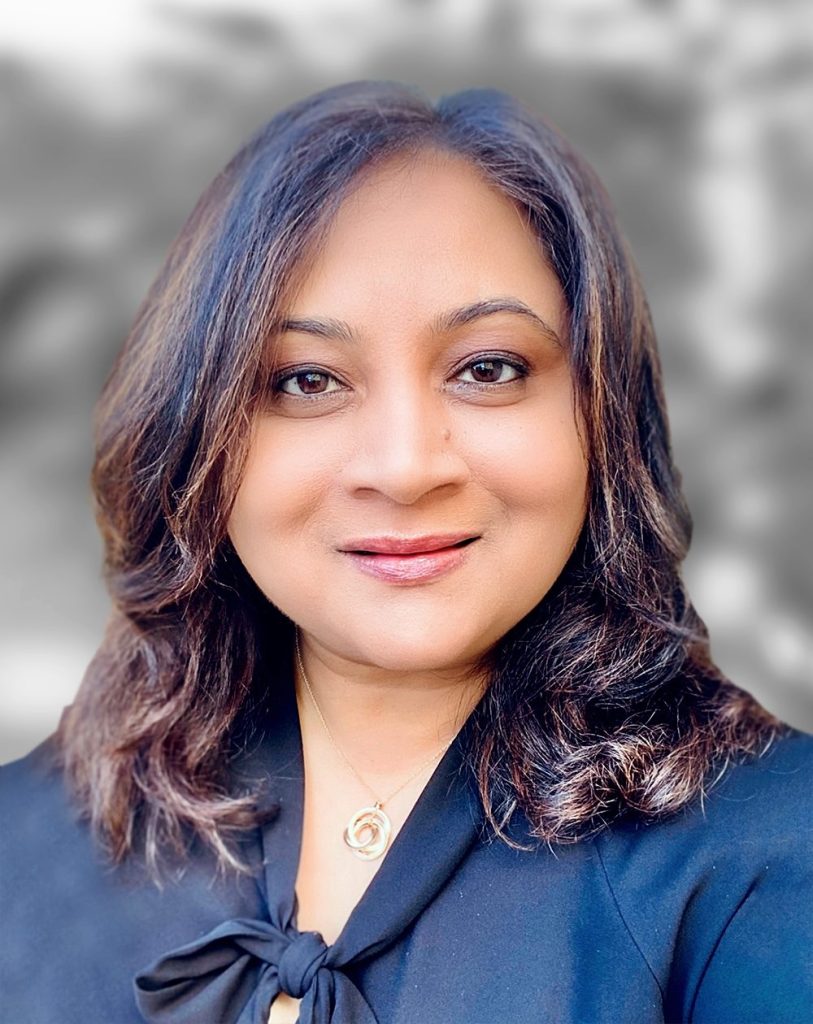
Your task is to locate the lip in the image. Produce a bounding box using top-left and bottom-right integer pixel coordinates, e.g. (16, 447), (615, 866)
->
(339, 532), (478, 555)
(342, 541), (477, 585)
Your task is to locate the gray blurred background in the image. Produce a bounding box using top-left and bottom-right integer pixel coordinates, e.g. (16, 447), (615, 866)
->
(1, 0), (812, 763)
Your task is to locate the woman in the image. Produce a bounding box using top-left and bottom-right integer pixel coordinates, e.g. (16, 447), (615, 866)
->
(1, 80), (811, 1024)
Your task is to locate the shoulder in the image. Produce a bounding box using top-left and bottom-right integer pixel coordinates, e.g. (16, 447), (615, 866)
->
(596, 726), (813, 1022)
(0, 734), (126, 941)
(599, 724), (813, 864)
(0, 734), (62, 794)
(0, 736), (266, 1023)
(696, 723), (813, 831)
(0, 735), (78, 866)
(0, 736), (134, 1018)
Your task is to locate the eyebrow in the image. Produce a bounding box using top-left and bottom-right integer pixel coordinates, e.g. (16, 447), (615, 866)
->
(278, 297), (563, 348)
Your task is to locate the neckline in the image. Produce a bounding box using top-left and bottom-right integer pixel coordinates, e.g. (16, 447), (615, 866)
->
(235, 643), (486, 957)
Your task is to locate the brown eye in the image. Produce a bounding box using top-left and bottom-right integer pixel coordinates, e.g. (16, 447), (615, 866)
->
(457, 357), (527, 386)
(274, 368), (343, 398)
(470, 360), (505, 384)
(295, 372), (330, 394)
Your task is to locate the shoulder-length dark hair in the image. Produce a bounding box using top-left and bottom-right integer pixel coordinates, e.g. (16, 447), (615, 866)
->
(56, 80), (785, 875)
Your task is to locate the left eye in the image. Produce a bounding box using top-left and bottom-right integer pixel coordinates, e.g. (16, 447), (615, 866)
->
(456, 358), (526, 385)
(276, 370), (344, 397)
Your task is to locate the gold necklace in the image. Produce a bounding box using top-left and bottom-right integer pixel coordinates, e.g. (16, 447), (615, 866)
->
(293, 629), (454, 860)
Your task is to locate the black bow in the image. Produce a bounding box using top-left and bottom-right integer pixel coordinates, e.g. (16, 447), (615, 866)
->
(134, 915), (378, 1023)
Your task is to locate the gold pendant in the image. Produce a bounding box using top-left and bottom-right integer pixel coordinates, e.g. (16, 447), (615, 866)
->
(343, 802), (391, 860)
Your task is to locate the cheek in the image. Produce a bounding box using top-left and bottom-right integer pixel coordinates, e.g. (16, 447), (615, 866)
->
(465, 405), (589, 525)
(228, 424), (332, 550)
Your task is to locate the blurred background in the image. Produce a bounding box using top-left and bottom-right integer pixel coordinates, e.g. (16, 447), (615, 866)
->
(1, 0), (811, 762)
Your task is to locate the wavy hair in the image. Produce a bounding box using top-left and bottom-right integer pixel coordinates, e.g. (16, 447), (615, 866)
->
(55, 80), (786, 874)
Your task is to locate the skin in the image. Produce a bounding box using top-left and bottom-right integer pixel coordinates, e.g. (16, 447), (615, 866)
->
(228, 148), (589, 782)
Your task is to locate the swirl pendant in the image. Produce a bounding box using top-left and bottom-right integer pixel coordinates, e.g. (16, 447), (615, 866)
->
(295, 628), (454, 862)
(343, 802), (392, 860)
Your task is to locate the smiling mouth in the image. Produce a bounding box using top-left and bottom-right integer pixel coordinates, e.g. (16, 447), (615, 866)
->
(342, 536), (478, 585)
(352, 538), (478, 556)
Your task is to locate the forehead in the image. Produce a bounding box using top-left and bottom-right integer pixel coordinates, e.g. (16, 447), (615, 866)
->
(283, 150), (566, 335)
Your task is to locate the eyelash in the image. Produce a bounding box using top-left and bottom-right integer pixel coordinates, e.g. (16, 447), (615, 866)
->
(271, 354), (530, 401)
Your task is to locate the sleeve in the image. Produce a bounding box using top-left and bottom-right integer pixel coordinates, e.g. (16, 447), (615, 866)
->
(690, 855), (813, 1023)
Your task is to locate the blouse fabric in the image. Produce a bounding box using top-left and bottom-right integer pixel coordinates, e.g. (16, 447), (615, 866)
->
(1, 657), (812, 1024)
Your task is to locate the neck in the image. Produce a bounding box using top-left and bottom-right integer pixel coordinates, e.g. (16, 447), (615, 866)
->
(293, 631), (487, 784)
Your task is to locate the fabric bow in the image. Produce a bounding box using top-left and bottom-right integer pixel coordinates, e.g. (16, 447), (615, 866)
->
(134, 915), (378, 1024)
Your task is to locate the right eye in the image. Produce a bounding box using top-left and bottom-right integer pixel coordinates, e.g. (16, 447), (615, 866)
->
(273, 368), (345, 399)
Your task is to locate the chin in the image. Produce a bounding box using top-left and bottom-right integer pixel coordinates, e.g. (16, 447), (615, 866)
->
(330, 623), (493, 676)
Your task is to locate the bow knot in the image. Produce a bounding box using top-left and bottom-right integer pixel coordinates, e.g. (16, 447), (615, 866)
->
(134, 916), (380, 1023)
(277, 930), (328, 998)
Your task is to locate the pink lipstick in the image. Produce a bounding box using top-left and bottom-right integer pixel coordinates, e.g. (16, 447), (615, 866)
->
(339, 534), (479, 584)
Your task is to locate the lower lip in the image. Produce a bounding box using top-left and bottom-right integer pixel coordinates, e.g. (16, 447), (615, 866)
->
(342, 542), (476, 584)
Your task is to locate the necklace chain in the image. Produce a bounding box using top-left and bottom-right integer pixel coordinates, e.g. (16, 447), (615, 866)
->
(293, 629), (454, 809)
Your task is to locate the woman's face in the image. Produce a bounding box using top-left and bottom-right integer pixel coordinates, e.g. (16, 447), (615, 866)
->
(228, 151), (589, 676)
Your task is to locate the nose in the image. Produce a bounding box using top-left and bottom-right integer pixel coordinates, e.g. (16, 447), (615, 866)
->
(340, 382), (469, 504)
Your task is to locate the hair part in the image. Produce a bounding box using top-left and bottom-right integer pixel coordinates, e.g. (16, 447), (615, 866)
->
(55, 80), (786, 878)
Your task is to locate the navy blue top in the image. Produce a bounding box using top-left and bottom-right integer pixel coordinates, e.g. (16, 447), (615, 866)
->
(2, 656), (812, 1024)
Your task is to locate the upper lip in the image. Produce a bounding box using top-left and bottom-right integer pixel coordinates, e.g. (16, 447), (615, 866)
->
(339, 532), (479, 555)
